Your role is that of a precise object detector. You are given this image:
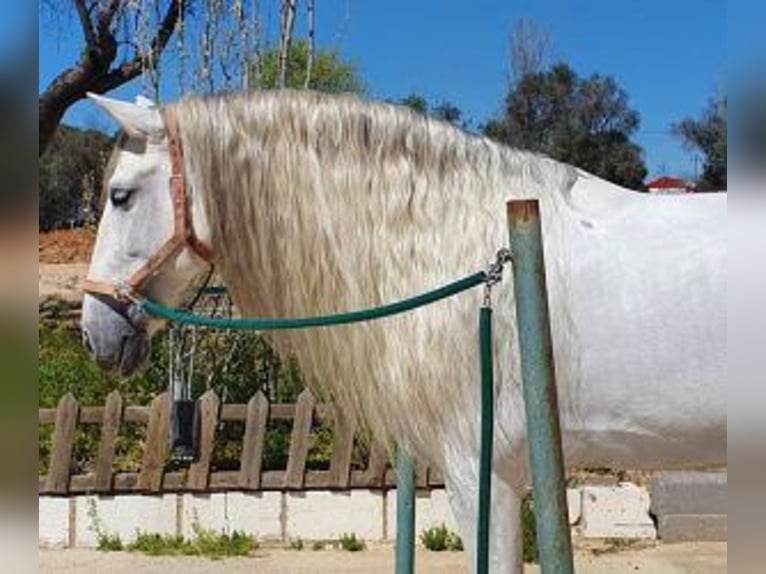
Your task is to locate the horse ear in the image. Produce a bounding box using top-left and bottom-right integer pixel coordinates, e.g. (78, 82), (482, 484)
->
(86, 92), (164, 140)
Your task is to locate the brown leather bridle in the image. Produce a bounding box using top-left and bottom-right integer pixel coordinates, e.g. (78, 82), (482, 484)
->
(82, 108), (214, 303)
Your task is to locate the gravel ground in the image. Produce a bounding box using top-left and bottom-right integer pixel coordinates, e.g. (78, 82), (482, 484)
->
(40, 542), (727, 574)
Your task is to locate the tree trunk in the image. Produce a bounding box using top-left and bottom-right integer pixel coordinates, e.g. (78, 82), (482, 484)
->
(38, 0), (183, 157)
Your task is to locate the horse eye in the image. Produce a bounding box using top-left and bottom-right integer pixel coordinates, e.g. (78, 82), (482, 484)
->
(109, 187), (135, 208)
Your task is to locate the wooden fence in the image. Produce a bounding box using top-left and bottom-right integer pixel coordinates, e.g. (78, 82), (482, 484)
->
(39, 389), (444, 495)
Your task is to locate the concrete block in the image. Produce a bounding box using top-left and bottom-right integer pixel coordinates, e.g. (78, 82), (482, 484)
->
(567, 488), (582, 525)
(75, 494), (177, 548)
(225, 492), (283, 541)
(286, 490), (384, 541)
(658, 514), (727, 543)
(651, 471), (726, 516)
(180, 493), (226, 538)
(39, 497), (70, 548)
(386, 488), (458, 542)
(581, 484), (656, 539)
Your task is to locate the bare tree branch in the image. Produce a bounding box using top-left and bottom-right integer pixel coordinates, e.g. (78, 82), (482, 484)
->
(278, 0), (297, 88)
(304, 0), (315, 89)
(74, 0), (97, 45)
(96, 0), (123, 37)
(39, 0), (185, 156)
(93, 0), (183, 92)
(509, 18), (550, 85)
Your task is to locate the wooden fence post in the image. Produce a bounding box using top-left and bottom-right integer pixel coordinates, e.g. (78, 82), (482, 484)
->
(94, 390), (123, 492)
(44, 393), (79, 494)
(284, 389), (316, 489)
(239, 391), (269, 489)
(138, 392), (171, 491)
(187, 390), (221, 490)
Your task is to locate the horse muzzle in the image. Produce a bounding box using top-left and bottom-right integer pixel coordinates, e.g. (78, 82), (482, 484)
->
(81, 294), (152, 376)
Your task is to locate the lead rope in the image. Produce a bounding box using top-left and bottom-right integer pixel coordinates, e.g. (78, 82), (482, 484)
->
(478, 248), (511, 574)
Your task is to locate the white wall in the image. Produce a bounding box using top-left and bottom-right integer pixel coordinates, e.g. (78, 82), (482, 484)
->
(40, 484), (663, 549)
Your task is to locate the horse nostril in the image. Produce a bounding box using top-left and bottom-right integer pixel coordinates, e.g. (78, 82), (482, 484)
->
(82, 329), (94, 356)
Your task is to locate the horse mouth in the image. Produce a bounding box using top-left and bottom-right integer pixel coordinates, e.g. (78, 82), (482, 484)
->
(116, 333), (151, 376)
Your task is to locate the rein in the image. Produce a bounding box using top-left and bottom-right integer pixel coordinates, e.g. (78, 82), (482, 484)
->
(82, 107), (214, 303)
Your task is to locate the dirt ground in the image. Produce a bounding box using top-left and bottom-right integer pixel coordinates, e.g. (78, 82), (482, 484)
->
(39, 542), (726, 574)
(39, 229), (93, 304)
(39, 229), (96, 264)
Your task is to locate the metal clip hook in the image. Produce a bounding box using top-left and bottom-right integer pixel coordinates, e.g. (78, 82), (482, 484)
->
(483, 248), (513, 308)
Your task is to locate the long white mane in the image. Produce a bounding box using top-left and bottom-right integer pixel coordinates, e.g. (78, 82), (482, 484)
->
(172, 90), (584, 464)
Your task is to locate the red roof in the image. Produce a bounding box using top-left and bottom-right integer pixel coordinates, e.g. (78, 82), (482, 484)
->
(646, 176), (691, 190)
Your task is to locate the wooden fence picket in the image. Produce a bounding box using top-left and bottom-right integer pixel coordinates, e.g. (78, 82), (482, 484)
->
(138, 392), (171, 491)
(93, 390), (123, 492)
(284, 389), (316, 489)
(186, 390), (221, 490)
(44, 393), (79, 494)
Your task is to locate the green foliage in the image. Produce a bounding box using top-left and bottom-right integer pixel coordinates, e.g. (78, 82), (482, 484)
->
(253, 40), (365, 94)
(38, 322), (157, 409)
(97, 533), (124, 551)
(128, 533), (190, 556)
(674, 97), (727, 190)
(306, 419), (334, 470)
(522, 492), (539, 564)
(420, 524), (463, 551)
(288, 537), (304, 550)
(39, 322), (158, 475)
(396, 93), (471, 130)
(126, 527), (256, 558)
(87, 497), (124, 551)
(339, 532), (366, 552)
(39, 125), (113, 230)
(484, 63), (647, 189)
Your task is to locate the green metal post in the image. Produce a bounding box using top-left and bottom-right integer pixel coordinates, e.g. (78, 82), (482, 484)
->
(395, 448), (416, 574)
(477, 306), (494, 574)
(507, 199), (574, 574)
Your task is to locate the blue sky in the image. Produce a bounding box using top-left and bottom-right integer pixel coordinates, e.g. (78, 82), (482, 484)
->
(39, 0), (726, 180)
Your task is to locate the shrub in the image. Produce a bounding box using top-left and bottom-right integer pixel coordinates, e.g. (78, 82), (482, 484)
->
(97, 533), (124, 552)
(522, 493), (538, 564)
(125, 527), (256, 558)
(128, 533), (190, 556)
(339, 532), (366, 552)
(420, 524), (463, 551)
(289, 537), (304, 550)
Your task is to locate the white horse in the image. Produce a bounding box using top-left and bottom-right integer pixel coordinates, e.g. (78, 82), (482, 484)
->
(81, 90), (726, 573)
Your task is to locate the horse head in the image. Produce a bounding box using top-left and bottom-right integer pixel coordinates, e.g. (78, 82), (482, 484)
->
(81, 94), (212, 376)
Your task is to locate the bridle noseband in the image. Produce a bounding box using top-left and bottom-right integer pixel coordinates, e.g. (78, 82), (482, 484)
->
(82, 108), (214, 304)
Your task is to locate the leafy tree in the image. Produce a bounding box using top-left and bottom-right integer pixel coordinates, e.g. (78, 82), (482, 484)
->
(252, 40), (365, 94)
(674, 97), (727, 190)
(396, 93), (470, 130)
(484, 63), (647, 189)
(398, 94), (429, 115)
(39, 125), (113, 230)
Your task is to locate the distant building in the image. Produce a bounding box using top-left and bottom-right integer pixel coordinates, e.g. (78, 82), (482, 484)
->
(646, 176), (695, 194)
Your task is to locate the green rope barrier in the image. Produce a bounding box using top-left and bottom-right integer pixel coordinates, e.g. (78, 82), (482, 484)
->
(137, 257), (509, 574)
(139, 271), (487, 330)
(477, 305), (494, 574)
